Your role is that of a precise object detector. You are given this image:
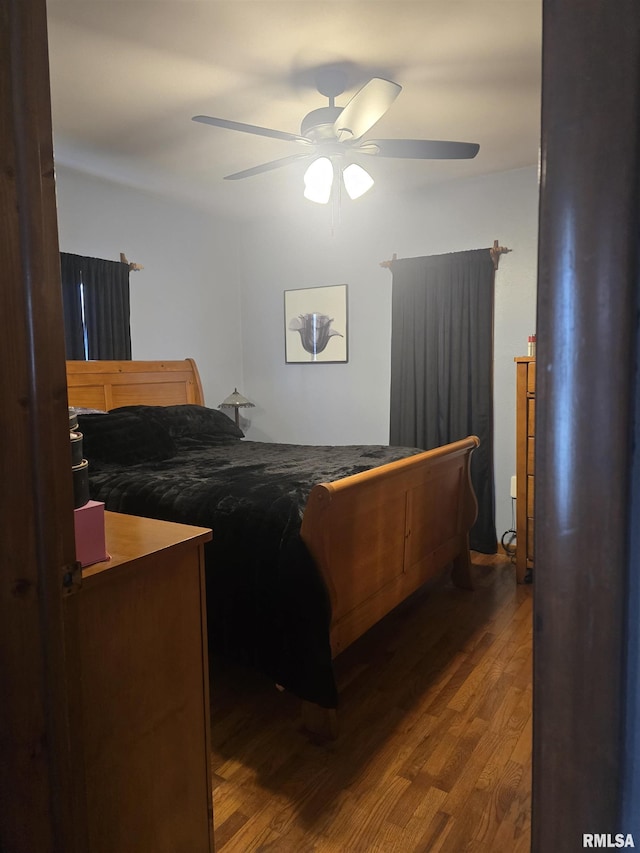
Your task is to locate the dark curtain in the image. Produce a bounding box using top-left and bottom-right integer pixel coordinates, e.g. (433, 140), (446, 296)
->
(389, 249), (497, 553)
(60, 252), (131, 360)
(80, 256), (131, 359)
(60, 253), (86, 359)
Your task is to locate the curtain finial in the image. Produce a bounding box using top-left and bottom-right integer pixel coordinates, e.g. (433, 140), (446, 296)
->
(490, 240), (512, 270)
(120, 252), (144, 271)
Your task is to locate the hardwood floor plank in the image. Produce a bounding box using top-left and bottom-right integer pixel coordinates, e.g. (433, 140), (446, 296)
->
(414, 809), (455, 852)
(488, 760), (531, 852)
(430, 715), (490, 793)
(387, 772), (447, 830)
(511, 710), (533, 766)
(448, 601), (531, 721)
(337, 777), (413, 849)
(209, 555), (532, 851)
(397, 710), (455, 782)
(214, 811), (250, 850)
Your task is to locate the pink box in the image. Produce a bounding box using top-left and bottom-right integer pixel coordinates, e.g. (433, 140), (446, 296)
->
(74, 500), (108, 567)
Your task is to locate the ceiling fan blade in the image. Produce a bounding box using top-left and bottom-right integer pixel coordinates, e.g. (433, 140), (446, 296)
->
(334, 78), (402, 141)
(192, 115), (310, 145)
(360, 139), (480, 159)
(224, 152), (312, 181)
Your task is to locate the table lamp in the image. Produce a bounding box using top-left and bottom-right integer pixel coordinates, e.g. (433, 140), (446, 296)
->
(218, 388), (255, 428)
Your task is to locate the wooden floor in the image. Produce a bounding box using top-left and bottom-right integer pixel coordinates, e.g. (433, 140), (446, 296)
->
(209, 553), (532, 852)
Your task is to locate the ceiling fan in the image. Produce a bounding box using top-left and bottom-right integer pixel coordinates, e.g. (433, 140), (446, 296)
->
(192, 67), (479, 203)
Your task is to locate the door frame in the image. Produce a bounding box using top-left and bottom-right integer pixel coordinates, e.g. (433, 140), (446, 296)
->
(532, 0), (639, 846)
(1, 1), (87, 850)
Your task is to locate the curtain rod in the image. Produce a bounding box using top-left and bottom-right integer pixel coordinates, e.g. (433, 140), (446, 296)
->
(120, 252), (144, 272)
(380, 240), (513, 272)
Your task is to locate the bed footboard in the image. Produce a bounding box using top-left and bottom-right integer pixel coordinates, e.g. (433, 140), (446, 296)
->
(300, 436), (479, 658)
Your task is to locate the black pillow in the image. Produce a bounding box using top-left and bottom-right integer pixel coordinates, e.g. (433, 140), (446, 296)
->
(161, 404), (245, 439)
(77, 411), (176, 465)
(112, 404), (244, 440)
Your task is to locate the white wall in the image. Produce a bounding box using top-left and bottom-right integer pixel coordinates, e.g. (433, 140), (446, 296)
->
(54, 165), (244, 408)
(239, 166), (539, 542)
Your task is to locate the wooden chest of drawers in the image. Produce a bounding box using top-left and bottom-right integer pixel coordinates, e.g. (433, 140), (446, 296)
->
(515, 357), (535, 583)
(79, 512), (214, 852)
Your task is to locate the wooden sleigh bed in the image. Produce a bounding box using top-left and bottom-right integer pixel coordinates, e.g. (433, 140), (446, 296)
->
(67, 358), (479, 733)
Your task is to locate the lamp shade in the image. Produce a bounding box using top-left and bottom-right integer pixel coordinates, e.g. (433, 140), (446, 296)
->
(343, 163), (374, 199)
(303, 157), (334, 204)
(218, 388), (254, 409)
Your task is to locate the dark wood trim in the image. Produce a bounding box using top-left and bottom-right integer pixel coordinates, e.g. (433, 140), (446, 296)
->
(624, 325), (640, 829)
(533, 0), (640, 846)
(1, 1), (87, 850)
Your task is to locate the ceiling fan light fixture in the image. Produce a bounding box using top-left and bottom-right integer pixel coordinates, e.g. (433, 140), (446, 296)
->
(303, 157), (334, 204)
(193, 73), (478, 201)
(342, 163), (374, 200)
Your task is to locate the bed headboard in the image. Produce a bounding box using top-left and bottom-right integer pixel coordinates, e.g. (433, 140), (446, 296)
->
(66, 358), (205, 410)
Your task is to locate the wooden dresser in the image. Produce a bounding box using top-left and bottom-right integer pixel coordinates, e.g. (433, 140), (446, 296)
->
(515, 357), (535, 583)
(79, 512), (214, 853)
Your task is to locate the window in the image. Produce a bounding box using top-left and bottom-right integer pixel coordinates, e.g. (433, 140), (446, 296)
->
(60, 253), (131, 360)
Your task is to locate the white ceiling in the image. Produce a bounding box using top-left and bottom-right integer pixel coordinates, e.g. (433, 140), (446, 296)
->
(46, 1), (542, 221)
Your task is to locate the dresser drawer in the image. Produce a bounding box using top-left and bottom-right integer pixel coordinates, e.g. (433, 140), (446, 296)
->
(516, 356), (536, 582)
(527, 399), (536, 436)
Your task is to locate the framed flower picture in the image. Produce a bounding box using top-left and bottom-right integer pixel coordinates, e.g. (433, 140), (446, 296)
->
(284, 283), (348, 363)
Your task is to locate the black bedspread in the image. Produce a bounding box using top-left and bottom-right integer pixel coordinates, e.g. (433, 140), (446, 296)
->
(79, 406), (422, 708)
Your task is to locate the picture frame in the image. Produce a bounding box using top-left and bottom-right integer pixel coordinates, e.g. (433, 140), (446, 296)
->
(284, 283), (348, 364)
